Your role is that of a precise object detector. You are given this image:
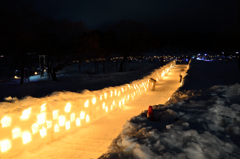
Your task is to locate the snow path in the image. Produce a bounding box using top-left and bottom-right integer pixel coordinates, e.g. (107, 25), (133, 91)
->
(14, 64), (188, 159)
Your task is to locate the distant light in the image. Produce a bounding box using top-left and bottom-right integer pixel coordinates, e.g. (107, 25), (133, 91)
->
(204, 54), (207, 56)
(222, 52), (224, 54)
(236, 52), (239, 54)
(34, 72), (37, 75)
(0, 55), (4, 58)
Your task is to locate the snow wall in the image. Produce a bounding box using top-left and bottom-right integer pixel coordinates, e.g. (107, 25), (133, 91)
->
(0, 60), (182, 158)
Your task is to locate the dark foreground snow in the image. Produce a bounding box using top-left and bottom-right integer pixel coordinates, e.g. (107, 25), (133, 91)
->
(100, 59), (240, 159)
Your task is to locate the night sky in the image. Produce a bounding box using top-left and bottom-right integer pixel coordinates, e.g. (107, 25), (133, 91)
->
(32, 0), (239, 34)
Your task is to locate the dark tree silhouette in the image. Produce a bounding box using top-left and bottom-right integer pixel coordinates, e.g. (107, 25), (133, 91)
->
(113, 19), (150, 72)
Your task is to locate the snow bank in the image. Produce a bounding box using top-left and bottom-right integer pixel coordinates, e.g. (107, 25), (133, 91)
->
(100, 84), (240, 159)
(0, 61), (177, 157)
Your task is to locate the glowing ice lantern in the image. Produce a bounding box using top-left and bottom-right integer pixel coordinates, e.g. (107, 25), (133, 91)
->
(37, 113), (46, 125)
(112, 100), (115, 105)
(118, 91), (121, 96)
(54, 124), (60, 132)
(70, 113), (75, 122)
(104, 93), (107, 99)
(80, 111), (85, 119)
(105, 106), (108, 112)
(92, 97), (96, 104)
(122, 99), (125, 105)
(100, 95), (102, 100)
(12, 128), (21, 139)
(46, 121), (52, 129)
(110, 91), (113, 97)
(31, 123), (39, 134)
(76, 118), (81, 126)
(53, 110), (59, 120)
(22, 131), (31, 144)
(102, 103), (105, 109)
(0, 140), (11, 153)
(41, 103), (47, 112)
(84, 100), (89, 107)
(121, 87), (124, 92)
(59, 116), (65, 127)
(119, 101), (121, 107)
(161, 71), (165, 77)
(1, 116), (11, 127)
(86, 115), (90, 122)
(115, 90), (117, 96)
(39, 126), (47, 138)
(65, 103), (71, 113)
(20, 108), (31, 120)
(65, 121), (70, 130)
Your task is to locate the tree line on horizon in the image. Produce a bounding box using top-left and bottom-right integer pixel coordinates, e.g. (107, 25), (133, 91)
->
(1, 0), (240, 83)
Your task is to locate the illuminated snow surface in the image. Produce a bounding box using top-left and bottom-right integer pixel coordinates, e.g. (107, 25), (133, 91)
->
(1, 58), (240, 159)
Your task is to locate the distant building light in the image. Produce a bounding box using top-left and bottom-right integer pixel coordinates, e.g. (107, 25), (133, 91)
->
(222, 52), (224, 54)
(0, 55), (4, 57)
(236, 52), (239, 54)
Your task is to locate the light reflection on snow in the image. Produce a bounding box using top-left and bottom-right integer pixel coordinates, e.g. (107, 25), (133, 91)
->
(0, 60), (177, 156)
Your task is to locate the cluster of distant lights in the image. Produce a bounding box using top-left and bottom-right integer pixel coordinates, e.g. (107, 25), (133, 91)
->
(0, 61), (176, 155)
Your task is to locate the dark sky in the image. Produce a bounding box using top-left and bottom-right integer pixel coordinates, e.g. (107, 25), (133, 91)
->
(32, 0), (239, 34)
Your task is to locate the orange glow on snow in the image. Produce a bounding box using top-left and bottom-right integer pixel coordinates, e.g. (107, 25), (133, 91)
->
(1, 116), (11, 127)
(0, 140), (11, 153)
(22, 132), (31, 144)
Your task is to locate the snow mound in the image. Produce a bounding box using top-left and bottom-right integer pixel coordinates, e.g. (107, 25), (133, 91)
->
(100, 84), (240, 159)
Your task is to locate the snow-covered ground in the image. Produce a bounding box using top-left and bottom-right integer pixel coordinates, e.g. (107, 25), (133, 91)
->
(100, 59), (240, 159)
(0, 56), (240, 159)
(0, 58), (165, 102)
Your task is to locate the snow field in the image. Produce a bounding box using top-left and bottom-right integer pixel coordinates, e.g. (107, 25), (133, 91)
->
(0, 61), (177, 158)
(100, 59), (240, 159)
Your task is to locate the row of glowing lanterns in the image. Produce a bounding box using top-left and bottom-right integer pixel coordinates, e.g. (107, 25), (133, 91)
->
(0, 60), (176, 154)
